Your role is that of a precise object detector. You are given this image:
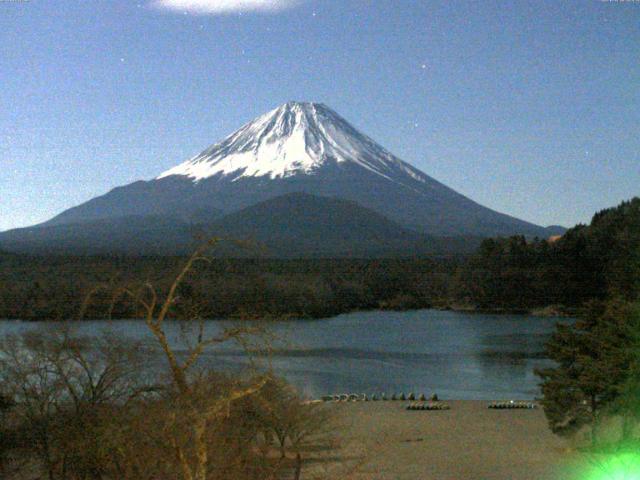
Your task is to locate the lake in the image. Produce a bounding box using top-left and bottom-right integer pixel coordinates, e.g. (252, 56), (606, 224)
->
(0, 309), (568, 400)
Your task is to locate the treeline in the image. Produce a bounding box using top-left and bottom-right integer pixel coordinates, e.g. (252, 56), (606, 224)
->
(1, 197), (638, 321)
(0, 255), (459, 321)
(454, 197), (640, 312)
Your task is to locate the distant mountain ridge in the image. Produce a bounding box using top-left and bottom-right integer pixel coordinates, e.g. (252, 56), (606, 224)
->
(0, 193), (482, 257)
(1, 102), (563, 255)
(207, 192), (481, 257)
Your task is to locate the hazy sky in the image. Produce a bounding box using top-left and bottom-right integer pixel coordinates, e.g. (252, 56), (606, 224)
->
(1, 0), (639, 232)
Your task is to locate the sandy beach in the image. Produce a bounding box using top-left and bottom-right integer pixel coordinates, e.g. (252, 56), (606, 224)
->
(313, 400), (580, 480)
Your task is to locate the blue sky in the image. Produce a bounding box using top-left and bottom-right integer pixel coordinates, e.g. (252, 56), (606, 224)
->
(1, 0), (638, 232)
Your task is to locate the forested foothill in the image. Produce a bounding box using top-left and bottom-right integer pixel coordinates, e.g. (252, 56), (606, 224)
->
(0, 197), (638, 321)
(0, 255), (457, 321)
(453, 197), (640, 313)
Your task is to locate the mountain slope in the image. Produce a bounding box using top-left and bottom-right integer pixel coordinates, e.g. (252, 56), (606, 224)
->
(0, 215), (195, 255)
(208, 192), (480, 257)
(0, 193), (481, 257)
(37, 102), (555, 238)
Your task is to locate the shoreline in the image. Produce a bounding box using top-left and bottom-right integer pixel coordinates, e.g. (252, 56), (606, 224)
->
(0, 304), (577, 322)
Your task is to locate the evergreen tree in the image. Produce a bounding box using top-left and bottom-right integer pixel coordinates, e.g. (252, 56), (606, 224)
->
(609, 303), (640, 442)
(537, 300), (639, 445)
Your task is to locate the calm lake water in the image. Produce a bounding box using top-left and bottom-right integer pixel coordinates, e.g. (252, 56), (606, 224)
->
(0, 310), (569, 400)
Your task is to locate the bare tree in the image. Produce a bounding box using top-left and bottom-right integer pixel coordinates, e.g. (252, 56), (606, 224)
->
(246, 377), (330, 463)
(83, 238), (272, 480)
(0, 327), (150, 480)
(0, 389), (16, 478)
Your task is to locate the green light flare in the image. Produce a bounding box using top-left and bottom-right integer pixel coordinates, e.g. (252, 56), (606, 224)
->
(578, 453), (640, 480)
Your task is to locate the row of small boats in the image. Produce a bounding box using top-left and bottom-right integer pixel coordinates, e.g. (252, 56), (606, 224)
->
(321, 393), (437, 402)
(406, 402), (450, 411)
(319, 394), (538, 410)
(488, 401), (537, 409)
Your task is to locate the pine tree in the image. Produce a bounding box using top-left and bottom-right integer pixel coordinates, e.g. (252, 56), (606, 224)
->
(536, 299), (638, 445)
(609, 303), (640, 442)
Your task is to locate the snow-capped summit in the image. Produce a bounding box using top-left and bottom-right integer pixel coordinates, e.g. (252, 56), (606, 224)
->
(157, 101), (427, 186)
(21, 102), (557, 242)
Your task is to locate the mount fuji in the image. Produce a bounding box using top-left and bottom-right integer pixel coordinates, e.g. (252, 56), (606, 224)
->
(0, 102), (562, 255)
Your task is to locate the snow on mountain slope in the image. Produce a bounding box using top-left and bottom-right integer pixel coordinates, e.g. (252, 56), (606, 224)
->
(15, 100), (556, 240)
(157, 101), (428, 187)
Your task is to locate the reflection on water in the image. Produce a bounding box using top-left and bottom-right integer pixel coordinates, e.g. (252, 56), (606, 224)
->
(0, 310), (570, 400)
